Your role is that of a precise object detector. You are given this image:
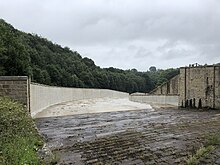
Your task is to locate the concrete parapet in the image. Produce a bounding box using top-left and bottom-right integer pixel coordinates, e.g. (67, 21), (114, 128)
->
(30, 83), (128, 116)
(129, 95), (179, 106)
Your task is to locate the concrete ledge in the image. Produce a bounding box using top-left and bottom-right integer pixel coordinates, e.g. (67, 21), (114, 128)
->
(130, 95), (179, 106)
(0, 76), (28, 81)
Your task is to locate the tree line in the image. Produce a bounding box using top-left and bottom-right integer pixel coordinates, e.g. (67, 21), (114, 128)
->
(0, 19), (179, 93)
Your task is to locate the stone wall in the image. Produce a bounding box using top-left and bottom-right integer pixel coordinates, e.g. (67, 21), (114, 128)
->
(150, 75), (179, 95)
(215, 67), (220, 109)
(179, 65), (220, 109)
(148, 65), (220, 109)
(0, 76), (29, 109)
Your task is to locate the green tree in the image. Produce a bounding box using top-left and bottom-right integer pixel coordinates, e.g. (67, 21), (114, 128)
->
(0, 19), (180, 94)
(149, 66), (156, 72)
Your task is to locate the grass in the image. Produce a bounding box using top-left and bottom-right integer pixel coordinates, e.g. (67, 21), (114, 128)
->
(205, 133), (220, 146)
(186, 133), (220, 165)
(186, 145), (215, 165)
(0, 97), (44, 164)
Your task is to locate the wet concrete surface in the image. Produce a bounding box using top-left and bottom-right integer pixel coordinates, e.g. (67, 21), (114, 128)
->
(35, 103), (220, 164)
(34, 98), (151, 118)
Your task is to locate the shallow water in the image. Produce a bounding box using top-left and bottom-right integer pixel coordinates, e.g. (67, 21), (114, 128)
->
(36, 99), (220, 164)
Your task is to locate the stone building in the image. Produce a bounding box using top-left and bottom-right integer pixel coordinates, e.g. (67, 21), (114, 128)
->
(150, 64), (220, 109)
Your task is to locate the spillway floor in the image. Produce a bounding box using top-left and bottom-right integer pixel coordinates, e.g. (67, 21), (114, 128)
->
(35, 102), (220, 164)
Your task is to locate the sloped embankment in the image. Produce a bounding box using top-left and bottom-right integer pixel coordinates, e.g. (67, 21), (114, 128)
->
(0, 97), (50, 164)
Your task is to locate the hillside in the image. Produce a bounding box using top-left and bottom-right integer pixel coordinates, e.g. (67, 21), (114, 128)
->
(0, 19), (179, 93)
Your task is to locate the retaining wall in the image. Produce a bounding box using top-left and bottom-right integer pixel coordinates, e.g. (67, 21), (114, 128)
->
(30, 83), (128, 116)
(129, 95), (179, 106)
(150, 75), (179, 95)
(0, 76), (29, 108)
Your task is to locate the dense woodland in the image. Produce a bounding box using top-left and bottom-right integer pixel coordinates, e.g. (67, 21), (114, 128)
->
(0, 19), (180, 93)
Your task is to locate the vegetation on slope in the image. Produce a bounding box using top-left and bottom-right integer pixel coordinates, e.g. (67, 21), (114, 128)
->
(0, 97), (44, 164)
(0, 19), (179, 93)
(186, 133), (220, 165)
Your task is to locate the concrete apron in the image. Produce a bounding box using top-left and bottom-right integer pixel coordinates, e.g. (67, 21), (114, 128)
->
(33, 98), (153, 118)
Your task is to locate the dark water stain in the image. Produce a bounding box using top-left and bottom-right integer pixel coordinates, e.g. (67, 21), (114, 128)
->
(35, 109), (220, 164)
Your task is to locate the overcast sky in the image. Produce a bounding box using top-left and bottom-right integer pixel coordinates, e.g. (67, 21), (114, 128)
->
(0, 0), (220, 71)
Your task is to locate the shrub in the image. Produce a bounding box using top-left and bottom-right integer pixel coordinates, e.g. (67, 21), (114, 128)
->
(0, 97), (43, 164)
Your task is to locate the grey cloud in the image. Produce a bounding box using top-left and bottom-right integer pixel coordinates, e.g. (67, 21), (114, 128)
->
(0, 0), (220, 70)
(134, 47), (153, 59)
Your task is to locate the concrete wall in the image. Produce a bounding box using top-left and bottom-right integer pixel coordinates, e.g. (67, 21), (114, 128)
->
(0, 76), (29, 108)
(150, 75), (179, 95)
(129, 95), (179, 106)
(30, 83), (128, 116)
(179, 65), (220, 109)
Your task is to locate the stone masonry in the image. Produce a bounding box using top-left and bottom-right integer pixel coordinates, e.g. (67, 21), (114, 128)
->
(36, 106), (220, 164)
(150, 65), (220, 109)
(179, 65), (220, 109)
(0, 76), (29, 109)
(150, 75), (180, 95)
